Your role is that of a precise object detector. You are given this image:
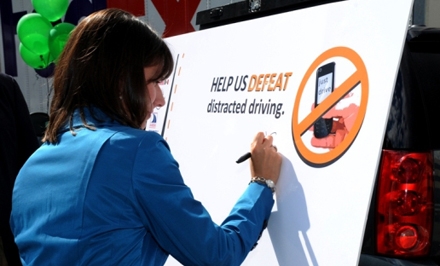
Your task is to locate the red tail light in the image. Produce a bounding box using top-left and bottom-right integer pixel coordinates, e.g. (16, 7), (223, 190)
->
(376, 150), (433, 257)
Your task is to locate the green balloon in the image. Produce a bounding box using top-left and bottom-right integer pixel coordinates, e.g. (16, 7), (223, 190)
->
(49, 22), (75, 61)
(17, 13), (52, 55)
(19, 43), (53, 69)
(32, 0), (69, 22)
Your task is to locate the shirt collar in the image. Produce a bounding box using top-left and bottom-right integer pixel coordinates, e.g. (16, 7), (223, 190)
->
(59, 107), (122, 133)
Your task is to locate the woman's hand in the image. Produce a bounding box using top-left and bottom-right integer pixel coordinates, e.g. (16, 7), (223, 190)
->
(249, 132), (282, 184)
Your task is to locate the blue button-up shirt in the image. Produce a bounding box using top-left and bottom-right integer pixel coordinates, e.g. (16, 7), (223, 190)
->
(11, 108), (274, 265)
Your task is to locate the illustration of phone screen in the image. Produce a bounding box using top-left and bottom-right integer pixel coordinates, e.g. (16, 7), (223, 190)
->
(313, 62), (335, 138)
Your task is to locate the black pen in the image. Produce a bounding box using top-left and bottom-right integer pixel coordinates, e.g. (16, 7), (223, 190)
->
(236, 152), (251, 164)
(236, 132), (276, 164)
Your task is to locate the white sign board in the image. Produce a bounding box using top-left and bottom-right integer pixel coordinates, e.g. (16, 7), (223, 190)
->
(147, 0), (413, 265)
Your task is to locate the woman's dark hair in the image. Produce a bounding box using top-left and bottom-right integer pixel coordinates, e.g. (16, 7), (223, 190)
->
(43, 8), (174, 143)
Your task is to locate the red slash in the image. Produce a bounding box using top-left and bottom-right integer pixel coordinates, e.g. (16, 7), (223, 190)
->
(151, 0), (201, 37)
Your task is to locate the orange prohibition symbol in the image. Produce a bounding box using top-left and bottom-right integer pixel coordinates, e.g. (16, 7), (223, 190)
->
(292, 46), (369, 167)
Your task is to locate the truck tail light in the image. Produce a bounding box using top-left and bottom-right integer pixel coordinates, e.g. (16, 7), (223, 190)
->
(376, 150), (434, 257)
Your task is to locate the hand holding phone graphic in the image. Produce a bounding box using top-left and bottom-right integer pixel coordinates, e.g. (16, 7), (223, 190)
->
(313, 62), (335, 139)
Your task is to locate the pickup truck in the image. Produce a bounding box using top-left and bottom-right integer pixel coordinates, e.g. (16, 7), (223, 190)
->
(359, 25), (440, 266)
(197, 2), (440, 265)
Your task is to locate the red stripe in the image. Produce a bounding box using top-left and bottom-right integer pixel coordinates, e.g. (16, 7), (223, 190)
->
(107, 0), (145, 17)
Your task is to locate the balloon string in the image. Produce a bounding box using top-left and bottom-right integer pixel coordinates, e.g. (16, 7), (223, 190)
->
(46, 78), (50, 112)
(40, 53), (53, 113)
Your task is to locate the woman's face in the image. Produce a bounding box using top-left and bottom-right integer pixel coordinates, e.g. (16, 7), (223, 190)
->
(141, 65), (166, 129)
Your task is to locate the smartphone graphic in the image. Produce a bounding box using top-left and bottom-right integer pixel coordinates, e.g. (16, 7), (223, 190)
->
(313, 62), (335, 139)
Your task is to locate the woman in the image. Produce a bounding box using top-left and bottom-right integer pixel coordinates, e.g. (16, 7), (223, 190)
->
(11, 8), (282, 265)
